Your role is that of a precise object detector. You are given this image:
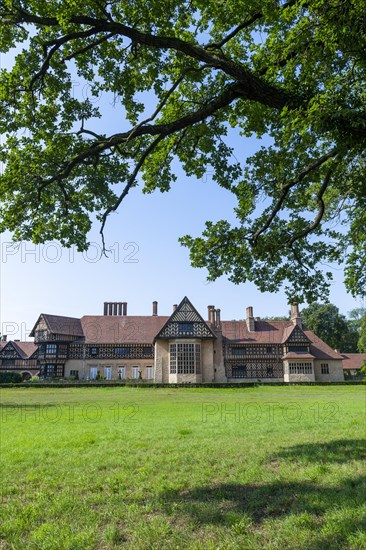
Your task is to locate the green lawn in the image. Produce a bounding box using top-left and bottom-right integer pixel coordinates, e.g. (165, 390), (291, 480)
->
(0, 386), (365, 549)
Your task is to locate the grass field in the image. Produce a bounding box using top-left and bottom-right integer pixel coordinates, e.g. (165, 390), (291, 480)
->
(0, 385), (365, 549)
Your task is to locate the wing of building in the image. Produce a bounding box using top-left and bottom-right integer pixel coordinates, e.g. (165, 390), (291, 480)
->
(0, 337), (39, 380)
(1, 298), (346, 383)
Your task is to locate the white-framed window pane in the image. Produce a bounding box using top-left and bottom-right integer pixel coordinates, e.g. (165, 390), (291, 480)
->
(104, 367), (112, 380)
(169, 343), (201, 374)
(118, 367), (125, 379)
(132, 367), (139, 379)
(289, 362), (313, 374)
(146, 366), (153, 380)
(90, 366), (97, 380)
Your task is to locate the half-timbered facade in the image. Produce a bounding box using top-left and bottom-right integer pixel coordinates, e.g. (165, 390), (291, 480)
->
(1, 298), (345, 383)
(0, 338), (38, 379)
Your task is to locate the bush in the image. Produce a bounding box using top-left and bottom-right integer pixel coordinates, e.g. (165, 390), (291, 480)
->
(31, 376), (40, 382)
(0, 371), (22, 383)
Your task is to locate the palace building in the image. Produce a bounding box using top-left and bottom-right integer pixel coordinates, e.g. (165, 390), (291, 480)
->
(1, 297), (345, 383)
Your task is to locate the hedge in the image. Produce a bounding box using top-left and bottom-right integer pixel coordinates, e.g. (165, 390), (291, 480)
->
(0, 380), (365, 388)
(0, 371), (23, 383)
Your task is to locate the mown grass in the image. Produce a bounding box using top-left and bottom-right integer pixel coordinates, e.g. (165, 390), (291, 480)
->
(0, 385), (365, 549)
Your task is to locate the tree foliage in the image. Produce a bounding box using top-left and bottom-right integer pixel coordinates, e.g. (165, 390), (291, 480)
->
(0, 0), (365, 301)
(301, 303), (363, 352)
(356, 313), (366, 353)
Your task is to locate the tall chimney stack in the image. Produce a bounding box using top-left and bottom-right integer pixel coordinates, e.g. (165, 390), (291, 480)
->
(290, 303), (302, 327)
(152, 301), (158, 316)
(208, 305), (215, 325)
(216, 308), (221, 328)
(1, 335), (7, 342)
(246, 306), (255, 332)
(173, 304), (177, 312)
(122, 302), (127, 316)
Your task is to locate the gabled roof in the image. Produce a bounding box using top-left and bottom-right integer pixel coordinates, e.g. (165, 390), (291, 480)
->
(341, 353), (366, 370)
(0, 341), (38, 359)
(281, 323), (311, 344)
(80, 315), (169, 344)
(221, 320), (342, 360)
(29, 314), (84, 338)
(155, 296), (216, 340)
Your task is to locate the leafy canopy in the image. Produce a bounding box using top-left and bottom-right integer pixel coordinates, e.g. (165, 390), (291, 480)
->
(302, 303), (366, 353)
(0, 0), (365, 302)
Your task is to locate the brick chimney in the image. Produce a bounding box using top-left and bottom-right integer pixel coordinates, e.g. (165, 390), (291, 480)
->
(216, 308), (221, 328)
(1, 335), (7, 342)
(208, 305), (215, 325)
(152, 301), (158, 316)
(103, 302), (127, 316)
(290, 303), (302, 327)
(246, 306), (255, 332)
(173, 304), (177, 312)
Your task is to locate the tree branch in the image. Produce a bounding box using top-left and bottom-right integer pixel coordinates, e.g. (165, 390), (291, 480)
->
(100, 135), (164, 252)
(30, 28), (107, 89)
(37, 83), (241, 190)
(285, 164), (334, 246)
(204, 0), (297, 51)
(8, 8), (296, 110)
(204, 12), (263, 51)
(251, 147), (339, 244)
(62, 32), (116, 61)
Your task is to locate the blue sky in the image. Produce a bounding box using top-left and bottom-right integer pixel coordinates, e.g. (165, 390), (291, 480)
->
(0, 46), (364, 341)
(1, 169), (362, 341)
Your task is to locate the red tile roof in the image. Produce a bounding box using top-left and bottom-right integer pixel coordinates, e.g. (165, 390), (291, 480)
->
(80, 316), (169, 343)
(341, 353), (366, 370)
(0, 341), (38, 359)
(30, 314), (84, 338)
(282, 352), (315, 360)
(220, 320), (342, 360)
(12, 341), (38, 359)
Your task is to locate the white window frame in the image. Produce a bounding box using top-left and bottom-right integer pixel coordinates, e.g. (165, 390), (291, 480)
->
(118, 367), (126, 380)
(104, 366), (112, 380)
(289, 362), (313, 374)
(146, 366), (153, 380)
(89, 366), (98, 380)
(132, 367), (139, 379)
(170, 343), (201, 374)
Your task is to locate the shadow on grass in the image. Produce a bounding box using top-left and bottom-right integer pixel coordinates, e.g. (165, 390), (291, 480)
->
(160, 439), (366, 549)
(273, 438), (366, 464)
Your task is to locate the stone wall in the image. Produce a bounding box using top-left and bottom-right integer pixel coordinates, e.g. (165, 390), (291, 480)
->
(314, 360), (344, 382)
